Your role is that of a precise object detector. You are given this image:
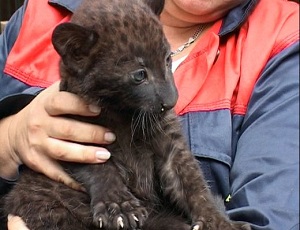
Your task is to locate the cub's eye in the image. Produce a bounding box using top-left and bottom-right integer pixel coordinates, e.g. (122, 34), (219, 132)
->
(131, 69), (147, 84)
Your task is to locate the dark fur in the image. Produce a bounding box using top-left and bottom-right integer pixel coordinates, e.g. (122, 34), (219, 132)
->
(1, 0), (250, 229)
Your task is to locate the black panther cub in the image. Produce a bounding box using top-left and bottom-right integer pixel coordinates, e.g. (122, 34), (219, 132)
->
(1, 0), (250, 229)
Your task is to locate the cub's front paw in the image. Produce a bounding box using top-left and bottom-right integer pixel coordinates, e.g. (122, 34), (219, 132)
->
(229, 222), (251, 230)
(92, 199), (148, 229)
(191, 218), (250, 230)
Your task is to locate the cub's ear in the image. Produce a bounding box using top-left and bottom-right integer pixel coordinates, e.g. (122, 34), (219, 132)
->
(52, 22), (99, 71)
(143, 0), (165, 16)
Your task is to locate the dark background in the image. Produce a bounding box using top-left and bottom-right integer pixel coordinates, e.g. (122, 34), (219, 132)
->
(0, 0), (24, 21)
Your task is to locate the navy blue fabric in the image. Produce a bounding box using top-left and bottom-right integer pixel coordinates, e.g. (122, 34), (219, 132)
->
(49, 0), (82, 12)
(180, 41), (300, 230)
(0, 0), (33, 99)
(219, 0), (258, 36)
(227, 42), (299, 229)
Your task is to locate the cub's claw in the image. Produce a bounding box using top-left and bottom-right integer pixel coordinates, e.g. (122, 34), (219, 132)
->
(192, 225), (200, 230)
(99, 218), (103, 228)
(132, 214), (139, 222)
(191, 221), (204, 230)
(92, 198), (147, 229)
(117, 216), (124, 228)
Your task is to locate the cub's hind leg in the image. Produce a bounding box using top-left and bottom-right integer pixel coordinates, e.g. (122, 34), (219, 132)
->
(155, 122), (250, 230)
(2, 167), (95, 230)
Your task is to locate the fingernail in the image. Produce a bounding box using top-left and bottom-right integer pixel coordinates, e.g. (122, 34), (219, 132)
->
(96, 150), (111, 160)
(104, 132), (116, 142)
(8, 214), (13, 220)
(88, 104), (101, 114)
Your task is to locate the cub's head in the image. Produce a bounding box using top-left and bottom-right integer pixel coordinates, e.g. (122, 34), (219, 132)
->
(52, 0), (178, 115)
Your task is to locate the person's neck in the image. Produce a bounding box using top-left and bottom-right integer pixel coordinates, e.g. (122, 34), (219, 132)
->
(161, 14), (212, 60)
(160, 11), (198, 47)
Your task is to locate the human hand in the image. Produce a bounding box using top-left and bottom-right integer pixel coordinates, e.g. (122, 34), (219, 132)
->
(7, 215), (29, 230)
(0, 81), (115, 190)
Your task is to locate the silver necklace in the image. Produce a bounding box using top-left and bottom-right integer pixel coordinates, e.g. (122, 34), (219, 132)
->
(170, 24), (207, 57)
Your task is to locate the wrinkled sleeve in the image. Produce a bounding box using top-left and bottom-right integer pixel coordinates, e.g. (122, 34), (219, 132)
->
(0, 0), (43, 100)
(227, 42), (299, 230)
(0, 0), (43, 117)
(0, 0), (43, 193)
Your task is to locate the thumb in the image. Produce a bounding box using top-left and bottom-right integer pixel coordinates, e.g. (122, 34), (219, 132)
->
(7, 215), (30, 230)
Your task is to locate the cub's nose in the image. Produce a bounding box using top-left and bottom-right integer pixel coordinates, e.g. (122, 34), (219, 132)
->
(159, 82), (178, 112)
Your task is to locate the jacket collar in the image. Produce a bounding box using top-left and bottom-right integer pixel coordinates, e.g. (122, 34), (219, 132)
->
(220, 0), (258, 36)
(48, 0), (257, 36)
(48, 0), (82, 12)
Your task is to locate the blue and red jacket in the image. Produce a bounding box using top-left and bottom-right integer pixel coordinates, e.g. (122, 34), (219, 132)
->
(0, 0), (299, 229)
